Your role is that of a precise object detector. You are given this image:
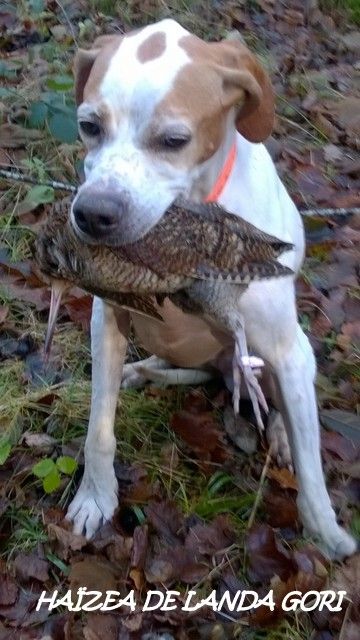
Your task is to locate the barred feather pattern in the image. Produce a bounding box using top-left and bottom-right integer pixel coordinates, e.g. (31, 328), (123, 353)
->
(35, 197), (294, 320)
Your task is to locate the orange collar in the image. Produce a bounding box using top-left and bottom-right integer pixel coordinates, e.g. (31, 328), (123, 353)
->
(204, 142), (237, 203)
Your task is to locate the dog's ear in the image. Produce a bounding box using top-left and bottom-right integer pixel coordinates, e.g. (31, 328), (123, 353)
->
(214, 39), (275, 142)
(73, 35), (120, 105)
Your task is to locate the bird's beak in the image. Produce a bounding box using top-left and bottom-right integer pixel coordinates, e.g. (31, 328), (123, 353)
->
(44, 279), (69, 358)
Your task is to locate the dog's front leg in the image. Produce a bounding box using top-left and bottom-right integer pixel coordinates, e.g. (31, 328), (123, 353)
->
(273, 325), (357, 559)
(67, 297), (129, 538)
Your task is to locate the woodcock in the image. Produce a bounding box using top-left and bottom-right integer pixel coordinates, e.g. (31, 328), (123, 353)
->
(35, 197), (294, 429)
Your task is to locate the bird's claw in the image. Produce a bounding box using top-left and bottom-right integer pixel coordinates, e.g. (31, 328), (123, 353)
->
(232, 339), (268, 430)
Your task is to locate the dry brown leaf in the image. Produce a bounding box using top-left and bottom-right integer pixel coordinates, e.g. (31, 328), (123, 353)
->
(185, 515), (235, 556)
(264, 489), (299, 529)
(0, 573), (18, 606)
(0, 123), (43, 148)
(145, 501), (183, 544)
(246, 524), (297, 582)
(335, 97), (360, 136)
(0, 306), (8, 324)
(47, 523), (87, 557)
(83, 613), (119, 640)
(331, 554), (360, 621)
(13, 552), (49, 583)
(170, 408), (229, 464)
(69, 557), (117, 594)
(267, 466), (298, 490)
(131, 524), (149, 570)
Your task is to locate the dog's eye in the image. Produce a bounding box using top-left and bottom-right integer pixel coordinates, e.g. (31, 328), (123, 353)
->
(161, 134), (191, 150)
(79, 121), (101, 137)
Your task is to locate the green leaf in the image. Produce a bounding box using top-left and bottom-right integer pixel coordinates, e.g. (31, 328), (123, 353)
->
(46, 552), (70, 576)
(0, 88), (13, 98)
(32, 458), (56, 478)
(43, 468), (61, 494)
(28, 0), (45, 14)
(56, 456), (78, 475)
(28, 101), (48, 128)
(46, 74), (74, 92)
(48, 113), (78, 143)
(25, 185), (54, 205)
(0, 439), (11, 465)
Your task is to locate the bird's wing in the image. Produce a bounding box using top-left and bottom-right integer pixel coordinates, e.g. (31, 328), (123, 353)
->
(173, 198), (294, 257)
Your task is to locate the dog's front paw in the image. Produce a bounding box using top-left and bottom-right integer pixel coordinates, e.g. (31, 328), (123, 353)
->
(66, 474), (118, 538)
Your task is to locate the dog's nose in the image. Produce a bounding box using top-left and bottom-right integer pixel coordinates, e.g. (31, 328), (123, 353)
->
(72, 190), (128, 239)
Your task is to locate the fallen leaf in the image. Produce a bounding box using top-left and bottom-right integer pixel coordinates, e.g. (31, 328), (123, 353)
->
(267, 466), (298, 491)
(264, 488), (299, 529)
(321, 410), (360, 443)
(145, 501), (183, 544)
(246, 524), (297, 582)
(47, 523), (87, 558)
(336, 98), (360, 135)
(0, 306), (8, 324)
(321, 430), (359, 463)
(145, 547), (208, 585)
(185, 515), (235, 556)
(171, 407), (229, 464)
(0, 573), (18, 606)
(69, 557), (117, 594)
(13, 552), (49, 583)
(0, 123), (43, 148)
(131, 524), (149, 570)
(331, 554), (360, 621)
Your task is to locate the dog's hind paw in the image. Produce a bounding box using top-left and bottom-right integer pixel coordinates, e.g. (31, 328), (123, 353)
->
(298, 498), (358, 560)
(66, 476), (118, 539)
(315, 526), (357, 561)
(266, 408), (293, 470)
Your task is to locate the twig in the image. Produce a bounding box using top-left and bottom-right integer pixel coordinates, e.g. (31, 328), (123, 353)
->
(299, 206), (360, 217)
(54, 0), (78, 47)
(0, 169), (77, 192)
(0, 168), (359, 217)
(247, 445), (273, 530)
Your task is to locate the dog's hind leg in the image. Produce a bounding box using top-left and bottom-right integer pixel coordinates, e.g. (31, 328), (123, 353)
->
(122, 355), (213, 388)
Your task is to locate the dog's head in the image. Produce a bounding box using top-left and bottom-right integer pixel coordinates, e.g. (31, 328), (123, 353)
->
(71, 19), (274, 246)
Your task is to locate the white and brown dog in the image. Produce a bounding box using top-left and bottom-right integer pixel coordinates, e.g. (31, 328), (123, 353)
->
(67, 19), (356, 558)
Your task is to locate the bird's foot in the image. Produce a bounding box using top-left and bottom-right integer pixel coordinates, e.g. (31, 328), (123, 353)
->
(232, 340), (268, 430)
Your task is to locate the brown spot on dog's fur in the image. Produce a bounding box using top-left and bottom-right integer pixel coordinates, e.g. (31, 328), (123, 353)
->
(74, 35), (123, 105)
(178, 34), (274, 143)
(137, 32), (166, 63)
(153, 62), (229, 169)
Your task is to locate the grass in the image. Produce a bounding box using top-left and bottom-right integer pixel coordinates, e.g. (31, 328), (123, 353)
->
(320, 0), (360, 24)
(4, 506), (48, 558)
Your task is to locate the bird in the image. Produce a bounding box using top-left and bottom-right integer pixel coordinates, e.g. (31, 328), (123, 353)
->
(34, 197), (294, 429)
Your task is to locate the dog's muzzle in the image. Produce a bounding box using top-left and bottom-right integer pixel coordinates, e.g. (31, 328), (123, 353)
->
(72, 187), (131, 241)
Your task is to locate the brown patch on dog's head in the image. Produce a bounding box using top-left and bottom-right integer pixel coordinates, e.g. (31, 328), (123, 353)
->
(73, 35), (123, 105)
(136, 31), (166, 63)
(178, 34), (274, 144)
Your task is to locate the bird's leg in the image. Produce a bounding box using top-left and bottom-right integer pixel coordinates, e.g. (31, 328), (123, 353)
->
(232, 316), (268, 430)
(184, 282), (268, 430)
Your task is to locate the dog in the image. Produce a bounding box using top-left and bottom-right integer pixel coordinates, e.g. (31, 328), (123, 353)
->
(67, 19), (356, 559)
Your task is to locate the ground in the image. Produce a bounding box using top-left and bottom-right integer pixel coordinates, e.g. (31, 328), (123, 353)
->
(0, 1), (359, 639)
